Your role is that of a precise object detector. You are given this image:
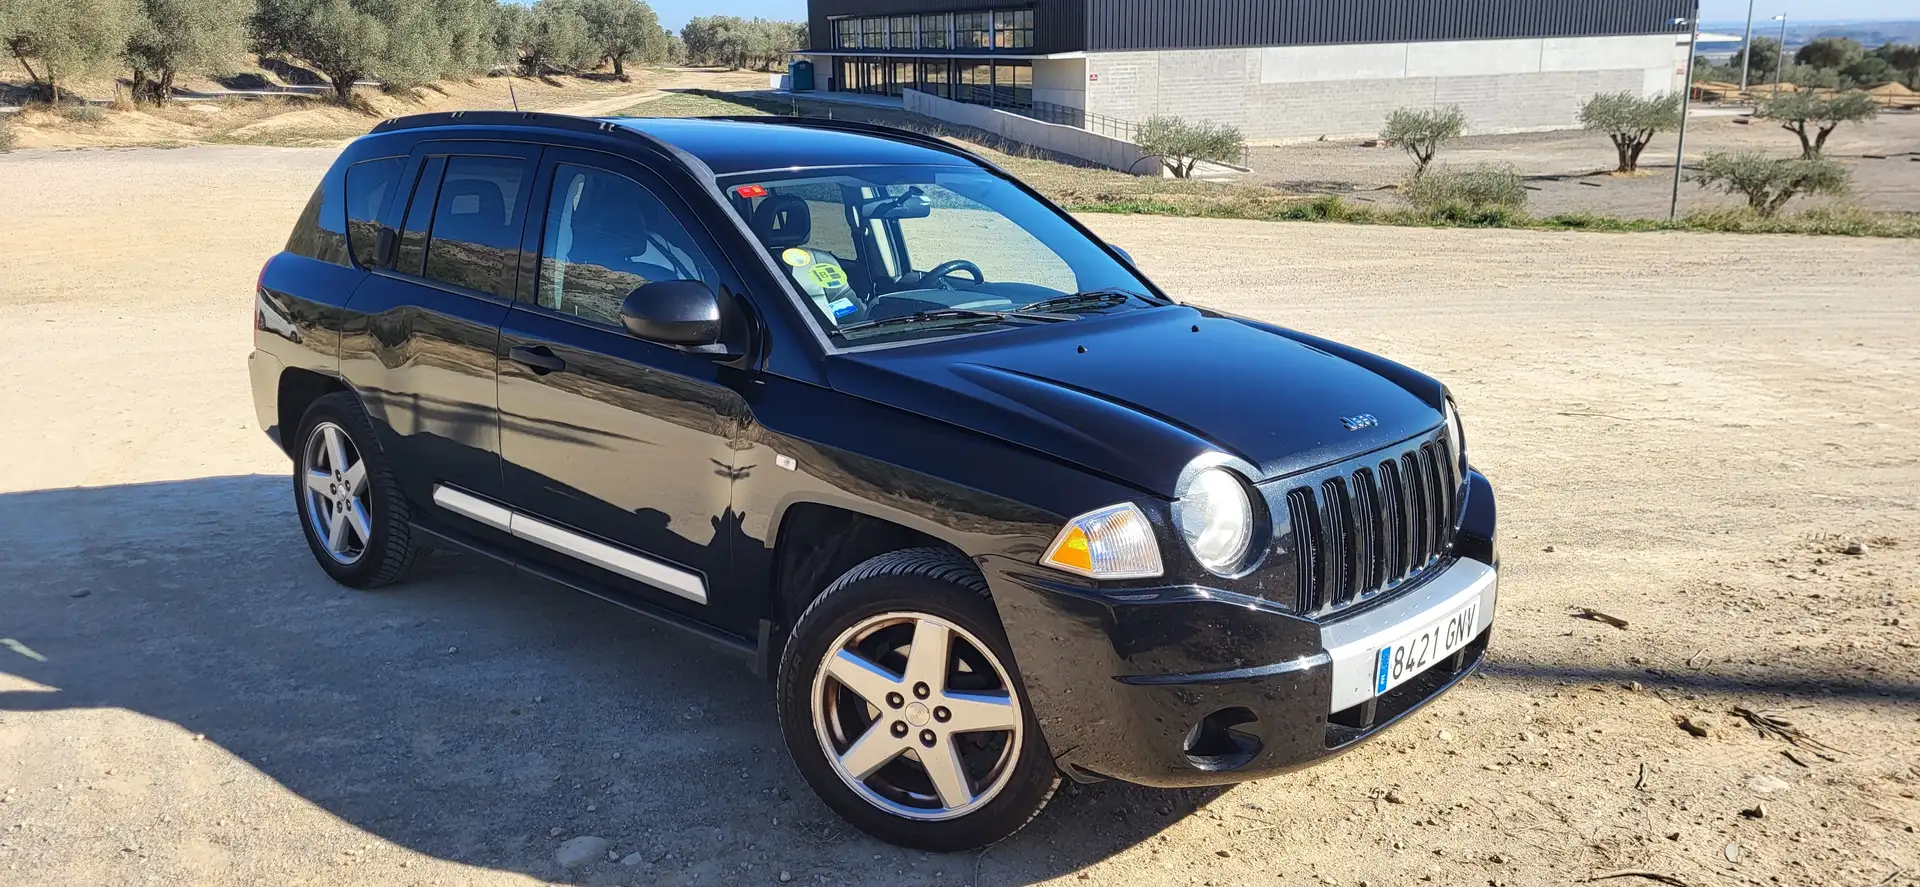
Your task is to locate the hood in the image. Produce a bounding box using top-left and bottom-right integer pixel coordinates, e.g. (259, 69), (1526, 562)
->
(828, 306), (1443, 497)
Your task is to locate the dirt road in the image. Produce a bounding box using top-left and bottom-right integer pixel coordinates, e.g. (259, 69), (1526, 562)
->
(2, 146), (1916, 887)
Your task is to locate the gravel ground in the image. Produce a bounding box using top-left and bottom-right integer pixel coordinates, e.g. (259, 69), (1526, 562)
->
(2, 146), (1917, 887)
(1244, 111), (1920, 218)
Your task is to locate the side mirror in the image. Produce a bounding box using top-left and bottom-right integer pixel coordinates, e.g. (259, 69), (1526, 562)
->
(1109, 244), (1135, 265)
(620, 280), (723, 347)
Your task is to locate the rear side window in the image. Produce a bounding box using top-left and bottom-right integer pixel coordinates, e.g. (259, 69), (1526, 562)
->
(422, 156), (529, 299)
(285, 182), (348, 266)
(344, 157), (405, 267)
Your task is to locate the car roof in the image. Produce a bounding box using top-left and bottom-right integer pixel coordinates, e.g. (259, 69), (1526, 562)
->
(601, 116), (972, 176)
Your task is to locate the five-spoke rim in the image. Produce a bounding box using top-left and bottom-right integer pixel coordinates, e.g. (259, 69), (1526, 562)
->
(301, 421), (371, 565)
(811, 612), (1023, 821)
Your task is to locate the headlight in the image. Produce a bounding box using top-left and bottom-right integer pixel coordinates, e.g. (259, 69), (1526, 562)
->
(1042, 502), (1164, 580)
(1174, 467), (1254, 575)
(1444, 399), (1466, 467)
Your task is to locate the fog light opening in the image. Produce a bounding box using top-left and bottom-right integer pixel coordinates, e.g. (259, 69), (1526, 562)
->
(1182, 706), (1262, 772)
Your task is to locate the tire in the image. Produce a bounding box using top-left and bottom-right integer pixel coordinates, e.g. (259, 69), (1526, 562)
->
(291, 391), (422, 589)
(776, 548), (1057, 852)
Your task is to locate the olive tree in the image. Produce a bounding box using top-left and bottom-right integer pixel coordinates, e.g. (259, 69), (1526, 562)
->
(567, 0), (661, 79)
(251, 0), (387, 102)
(1730, 36), (1782, 80)
(1691, 151), (1850, 216)
(1381, 105), (1467, 179)
(2, 0), (137, 102)
(1579, 91), (1681, 173)
(1755, 90), (1881, 158)
(1134, 115), (1246, 179)
(123, 0), (249, 104)
(1794, 37), (1864, 72)
(506, 0), (599, 75)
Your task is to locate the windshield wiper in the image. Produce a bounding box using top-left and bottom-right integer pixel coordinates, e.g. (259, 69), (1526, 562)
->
(1016, 288), (1148, 313)
(838, 308), (1075, 340)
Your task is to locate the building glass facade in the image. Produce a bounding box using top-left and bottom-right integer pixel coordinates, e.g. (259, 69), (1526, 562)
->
(824, 6), (1042, 108)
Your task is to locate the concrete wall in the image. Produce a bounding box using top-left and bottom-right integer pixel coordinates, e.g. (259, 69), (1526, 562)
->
(1086, 33), (1689, 141)
(1032, 58), (1088, 109)
(901, 88), (1155, 174)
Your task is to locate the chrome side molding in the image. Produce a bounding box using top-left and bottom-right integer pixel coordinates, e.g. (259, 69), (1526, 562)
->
(431, 484), (709, 605)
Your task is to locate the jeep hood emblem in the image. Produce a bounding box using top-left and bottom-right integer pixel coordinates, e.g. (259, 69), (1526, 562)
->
(1341, 414), (1379, 432)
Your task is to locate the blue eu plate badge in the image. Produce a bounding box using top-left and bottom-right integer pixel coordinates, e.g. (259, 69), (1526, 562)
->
(1374, 648), (1392, 695)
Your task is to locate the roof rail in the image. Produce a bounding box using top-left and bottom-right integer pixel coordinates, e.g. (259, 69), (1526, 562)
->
(696, 114), (1003, 172)
(368, 109), (702, 174)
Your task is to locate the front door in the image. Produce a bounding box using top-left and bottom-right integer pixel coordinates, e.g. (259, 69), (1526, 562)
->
(496, 149), (751, 621)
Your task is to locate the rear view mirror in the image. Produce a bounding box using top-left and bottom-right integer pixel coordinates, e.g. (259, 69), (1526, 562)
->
(1109, 244), (1135, 265)
(620, 280), (723, 347)
(861, 191), (932, 220)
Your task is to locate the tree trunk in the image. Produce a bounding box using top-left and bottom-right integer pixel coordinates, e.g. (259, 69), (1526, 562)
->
(328, 71), (357, 104)
(1788, 122), (1814, 158)
(157, 70), (175, 106)
(611, 55), (626, 80)
(1627, 138), (1648, 173)
(131, 70), (153, 104)
(1812, 124), (1835, 156)
(1613, 136), (1633, 172)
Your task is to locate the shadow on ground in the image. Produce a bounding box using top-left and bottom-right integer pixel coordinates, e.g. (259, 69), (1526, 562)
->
(0, 475), (1225, 885)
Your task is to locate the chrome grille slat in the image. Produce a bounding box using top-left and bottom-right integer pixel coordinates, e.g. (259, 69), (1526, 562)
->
(1281, 431), (1463, 618)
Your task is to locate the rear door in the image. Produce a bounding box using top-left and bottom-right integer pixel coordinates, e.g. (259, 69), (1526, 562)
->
(495, 148), (753, 622)
(341, 140), (542, 523)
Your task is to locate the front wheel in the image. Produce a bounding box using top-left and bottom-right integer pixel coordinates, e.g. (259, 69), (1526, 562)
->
(776, 549), (1057, 852)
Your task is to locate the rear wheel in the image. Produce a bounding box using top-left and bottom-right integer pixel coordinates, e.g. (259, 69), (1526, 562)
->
(776, 548), (1057, 851)
(292, 392), (421, 588)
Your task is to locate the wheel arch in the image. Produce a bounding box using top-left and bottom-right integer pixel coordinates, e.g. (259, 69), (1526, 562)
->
(276, 368), (353, 458)
(765, 499), (970, 642)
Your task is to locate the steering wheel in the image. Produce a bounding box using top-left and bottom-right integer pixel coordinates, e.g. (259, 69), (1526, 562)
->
(925, 259), (985, 290)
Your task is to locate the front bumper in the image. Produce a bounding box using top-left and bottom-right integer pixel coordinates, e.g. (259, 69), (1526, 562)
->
(984, 470), (1499, 788)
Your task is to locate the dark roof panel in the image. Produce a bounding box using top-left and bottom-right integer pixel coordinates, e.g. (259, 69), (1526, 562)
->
(604, 116), (969, 175)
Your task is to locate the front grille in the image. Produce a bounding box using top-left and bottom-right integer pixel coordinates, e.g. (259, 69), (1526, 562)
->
(1284, 434), (1462, 616)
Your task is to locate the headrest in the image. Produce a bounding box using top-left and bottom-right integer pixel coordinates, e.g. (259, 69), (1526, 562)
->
(752, 195), (811, 248)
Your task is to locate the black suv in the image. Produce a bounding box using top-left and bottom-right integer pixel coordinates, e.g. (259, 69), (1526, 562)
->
(249, 112), (1499, 851)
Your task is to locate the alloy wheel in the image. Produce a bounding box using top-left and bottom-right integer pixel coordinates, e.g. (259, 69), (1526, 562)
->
(301, 421), (371, 565)
(811, 612), (1023, 821)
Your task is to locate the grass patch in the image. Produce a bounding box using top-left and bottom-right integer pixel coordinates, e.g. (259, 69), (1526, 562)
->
(612, 90), (775, 118)
(1066, 194), (1918, 238)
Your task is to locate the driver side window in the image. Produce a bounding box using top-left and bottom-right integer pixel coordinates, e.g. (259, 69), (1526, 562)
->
(537, 164), (715, 327)
(896, 186), (1074, 291)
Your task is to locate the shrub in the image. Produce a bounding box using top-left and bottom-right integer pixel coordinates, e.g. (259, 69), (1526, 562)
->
(1381, 105), (1467, 179)
(1795, 37), (1864, 71)
(1401, 164), (1528, 219)
(1579, 91), (1681, 173)
(1755, 90), (1881, 158)
(56, 102), (106, 122)
(1134, 115), (1246, 179)
(1276, 194), (1359, 222)
(1730, 37), (1782, 80)
(1691, 151), (1850, 216)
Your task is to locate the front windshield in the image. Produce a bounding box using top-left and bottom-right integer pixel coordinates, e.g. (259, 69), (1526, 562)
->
(720, 165), (1159, 346)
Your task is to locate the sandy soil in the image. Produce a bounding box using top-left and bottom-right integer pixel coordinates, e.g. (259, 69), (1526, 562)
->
(1, 146), (1917, 887)
(0, 67), (771, 150)
(1245, 112), (1920, 218)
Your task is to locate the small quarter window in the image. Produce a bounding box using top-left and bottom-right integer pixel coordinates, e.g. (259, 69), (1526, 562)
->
(344, 157), (404, 267)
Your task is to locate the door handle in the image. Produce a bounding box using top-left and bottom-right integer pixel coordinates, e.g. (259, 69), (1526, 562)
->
(508, 345), (566, 375)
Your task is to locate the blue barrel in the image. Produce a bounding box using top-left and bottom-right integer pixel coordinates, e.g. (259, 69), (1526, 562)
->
(789, 60), (815, 92)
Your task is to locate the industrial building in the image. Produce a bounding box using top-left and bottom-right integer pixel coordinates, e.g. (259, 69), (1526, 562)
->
(798, 0), (1698, 140)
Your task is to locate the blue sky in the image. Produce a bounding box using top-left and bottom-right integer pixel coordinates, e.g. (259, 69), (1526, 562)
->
(630, 0), (1913, 31)
(1698, 0), (1917, 25)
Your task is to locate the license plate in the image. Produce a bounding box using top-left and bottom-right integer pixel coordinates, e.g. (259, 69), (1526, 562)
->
(1373, 601), (1480, 697)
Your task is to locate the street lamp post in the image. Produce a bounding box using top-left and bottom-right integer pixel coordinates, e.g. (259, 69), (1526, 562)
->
(1669, 10), (1699, 222)
(1773, 15), (1788, 97)
(1739, 0), (1757, 92)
